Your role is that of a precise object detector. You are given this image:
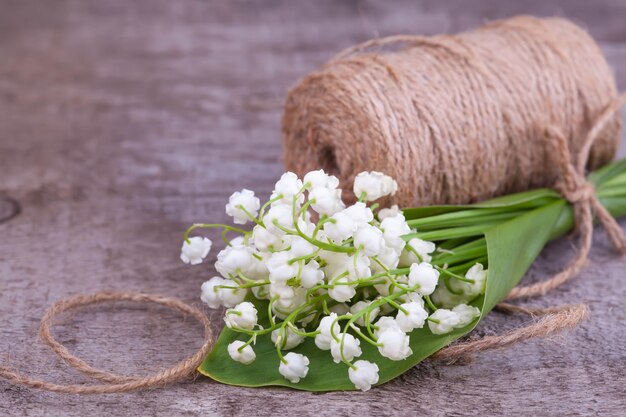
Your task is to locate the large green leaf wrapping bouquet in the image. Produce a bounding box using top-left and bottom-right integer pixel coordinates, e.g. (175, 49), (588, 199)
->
(180, 159), (626, 392)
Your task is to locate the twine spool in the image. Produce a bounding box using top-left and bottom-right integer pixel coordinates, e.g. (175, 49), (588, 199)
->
(283, 15), (621, 206)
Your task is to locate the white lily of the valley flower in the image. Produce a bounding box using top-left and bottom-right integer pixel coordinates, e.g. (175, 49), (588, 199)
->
(380, 213), (410, 251)
(430, 284), (471, 309)
(428, 309), (461, 335)
(180, 236), (212, 265)
(304, 169), (339, 189)
(309, 186), (345, 216)
(400, 237), (436, 265)
(278, 352), (309, 383)
(330, 333), (362, 363)
(353, 171), (398, 201)
(408, 262), (440, 296)
(299, 259), (324, 288)
(218, 279), (248, 308)
(314, 312), (339, 350)
(452, 304), (481, 328)
(463, 263), (487, 295)
(252, 224), (284, 252)
(328, 277), (356, 302)
(377, 204), (401, 220)
(227, 341), (256, 364)
(266, 251), (298, 284)
(215, 245), (253, 278)
(289, 235), (317, 258)
(377, 327), (412, 360)
(350, 300), (380, 327)
(271, 326), (305, 350)
(354, 224), (386, 256)
(271, 172), (304, 205)
(395, 301), (428, 332)
(347, 251), (372, 280)
(264, 203), (294, 236)
(342, 202), (374, 226)
(200, 276), (225, 308)
(225, 189), (260, 224)
(373, 316), (402, 338)
(323, 212), (357, 243)
(371, 246), (401, 274)
(224, 301), (258, 330)
(348, 360), (380, 392)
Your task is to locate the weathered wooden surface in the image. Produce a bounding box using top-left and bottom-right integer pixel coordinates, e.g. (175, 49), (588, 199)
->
(0, 1), (625, 415)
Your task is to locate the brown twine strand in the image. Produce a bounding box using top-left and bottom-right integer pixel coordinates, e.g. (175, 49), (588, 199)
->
(2, 16), (625, 394)
(435, 304), (589, 360)
(506, 93), (626, 300)
(0, 293), (213, 394)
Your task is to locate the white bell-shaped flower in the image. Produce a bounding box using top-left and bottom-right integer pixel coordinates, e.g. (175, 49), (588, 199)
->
(371, 246), (400, 274)
(299, 260), (324, 289)
(408, 262), (440, 296)
(271, 172), (304, 205)
(377, 204), (401, 220)
(200, 276), (226, 309)
(224, 301), (258, 330)
(323, 212), (357, 243)
(348, 360), (379, 392)
(354, 224), (386, 257)
(349, 300), (380, 327)
(377, 327), (412, 360)
(215, 245), (254, 278)
(428, 309), (461, 335)
(266, 251), (298, 284)
(452, 303), (481, 328)
(314, 312), (339, 350)
(218, 279), (248, 308)
(225, 189), (260, 224)
(373, 316), (401, 338)
(264, 204), (294, 236)
(309, 186), (345, 216)
(271, 326), (305, 350)
(395, 301), (428, 332)
(353, 171), (398, 201)
(328, 277), (356, 302)
(227, 341), (256, 364)
(289, 235), (317, 258)
(180, 236), (212, 265)
(330, 333), (362, 363)
(400, 237), (436, 265)
(278, 352), (309, 383)
(342, 202), (374, 226)
(303, 169), (339, 189)
(252, 224), (285, 252)
(380, 213), (410, 251)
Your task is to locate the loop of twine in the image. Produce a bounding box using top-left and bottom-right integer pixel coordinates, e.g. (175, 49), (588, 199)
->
(0, 293), (213, 394)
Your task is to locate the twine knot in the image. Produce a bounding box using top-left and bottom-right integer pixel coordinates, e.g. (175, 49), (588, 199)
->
(507, 95), (626, 300)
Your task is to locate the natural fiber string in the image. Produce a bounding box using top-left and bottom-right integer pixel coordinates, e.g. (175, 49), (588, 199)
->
(436, 93), (626, 358)
(507, 93), (626, 300)
(0, 293), (214, 394)
(283, 16), (622, 207)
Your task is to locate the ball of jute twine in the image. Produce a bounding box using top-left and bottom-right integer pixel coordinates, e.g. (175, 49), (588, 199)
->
(282, 16), (622, 207)
(1, 18), (626, 394)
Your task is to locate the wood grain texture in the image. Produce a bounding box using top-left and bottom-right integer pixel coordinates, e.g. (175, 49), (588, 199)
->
(0, 1), (624, 415)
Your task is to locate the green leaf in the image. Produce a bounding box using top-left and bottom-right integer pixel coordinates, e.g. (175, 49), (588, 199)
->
(198, 200), (566, 391)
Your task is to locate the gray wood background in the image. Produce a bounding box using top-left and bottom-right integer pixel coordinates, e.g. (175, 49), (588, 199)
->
(0, 1), (625, 416)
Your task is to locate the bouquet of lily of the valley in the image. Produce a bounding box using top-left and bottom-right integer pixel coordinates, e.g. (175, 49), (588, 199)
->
(180, 160), (626, 392)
